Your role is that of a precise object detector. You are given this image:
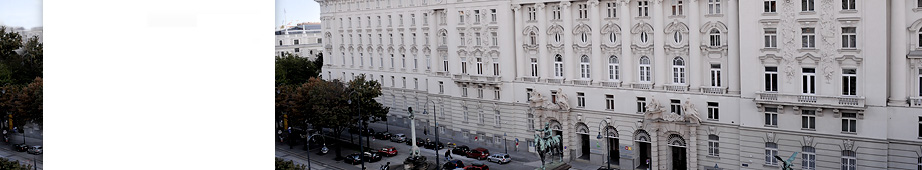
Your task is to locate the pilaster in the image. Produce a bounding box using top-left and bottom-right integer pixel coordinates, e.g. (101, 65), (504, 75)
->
(620, 0), (634, 84)
(727, 0), (740, 94)
(513, 5), (526, 79)
(589, 0), (603, 82)
(889, 0), (908, 106)
(561, 1), (574, 80)
(538, 3), (551, 78)
(652, 0), (666, 89)
(688, 0), (702, 92)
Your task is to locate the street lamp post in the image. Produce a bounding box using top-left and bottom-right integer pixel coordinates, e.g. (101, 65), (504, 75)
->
(504, 133), (508, 154)
(347, 90), (365, 170)
(596, 120), (611, 170)
(305, 134), (319, 170)
(423, 100), (439, 169)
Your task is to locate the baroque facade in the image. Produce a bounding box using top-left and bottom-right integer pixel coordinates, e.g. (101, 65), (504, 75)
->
(276, 23), (324, 59)
(317, 0), (922, 169)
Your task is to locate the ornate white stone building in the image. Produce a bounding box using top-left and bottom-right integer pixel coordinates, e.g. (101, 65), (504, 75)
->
(317, 0), (922, 169)
(276, 23), (324, 59)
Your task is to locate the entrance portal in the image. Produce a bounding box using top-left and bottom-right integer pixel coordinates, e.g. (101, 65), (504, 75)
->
(634, 130), (652, 169)
(667, 134), (687, 170)
(579, 134), (590, 160)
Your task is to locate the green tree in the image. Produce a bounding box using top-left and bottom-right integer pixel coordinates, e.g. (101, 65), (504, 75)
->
(302, 78), (352, 158)
(0, 27), (41, 86)
(346, 74), (389, 128)
(275, 157), (306, 170)
(275, 52), (323, 86)
(0, 157), (34, 170)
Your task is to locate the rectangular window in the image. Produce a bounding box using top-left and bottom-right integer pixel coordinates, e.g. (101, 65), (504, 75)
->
(842, 69), (857, 96)
(494, 87), (500, 100)
(841, 150), (857, 170)
(442, 55), (449, 72)
(491, 32), (498, 46)
(530, 58), (539, 77)
(463, 106), (469, 122)
(459, 11), (465, 23)
(765, 107), (778, 126)
(477, 86), (484, 99)
(578, 4), (589, 19)
(439, 81), (444, 94)
(670, 99), (682, 115)
(391, 76), (395, 87)
(802, 146), (816, 170)
(294, 39), (300, 45)
(765, 67), (778, 92)
(474, 10), (481, 23)
(462, 85), (468, 97)
(527, 112), (535, 130)
(606, 95), (616, 110)
(764, 0), (777, 13)
(414, 78), (418, 89)
(461, 59), (468, 74)
(919, 116), (922, 138)
(526, 88), (533, 101)
(803, 68), (816, 94)
(402, 77), (406, 88)
(710, 64), (722, 87)
(766, 142), (779, 165)
(490, 9), (497, 22)
(707, 102), (719, 120)
(842, 27), (857, 49)
(842, 0), (856, 10)
(709, 0), (721, 14)
(708, 135), (720, 156)
(527, 7), (536, 21)
(475, 33), (482, 46)
(493, 61), (499, 76)
(606, 2), (617, 18)
(638, 1), (649, 17)
(842, 113), (857, 133)
(551, 91), (558, 104)
(494, 110), (501, 127)
(475, 58), (483, 74)
(577, 92), (586, 108)
(460, 33), (466, 46)
(802, 0), (814, 11)
(672, 0), (684, 16)
(552, 5), (561, 20)
(637, 97), (647, 113)
(802, 27), (816, 48)
(765, 28), (778, 48)
(802, 110), (816, 130)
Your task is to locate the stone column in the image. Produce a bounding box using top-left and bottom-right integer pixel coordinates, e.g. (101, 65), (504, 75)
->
(428, 10), (438, 74)
(652, 0), (666, 89)
(688, 0), (702, 92)
(561, 1), (574, 80)
(889, 0), (908, 106)
(589, 0), (603, 83)
(727, 0), (741, 94)
(620, 0), (634, 84)
(688, 126), (698, 169)
(537, 3), (551, 78)
(513, 5), (525, 79)
(501, 3), (518, 81)
(650, 129), (660, 170)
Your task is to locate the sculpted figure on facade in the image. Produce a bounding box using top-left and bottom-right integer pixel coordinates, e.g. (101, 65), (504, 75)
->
(555, 89), (571, 111)
(683, 100), (702, 124)
(529, 91), (547, 108)
(644, 97), (666, 120)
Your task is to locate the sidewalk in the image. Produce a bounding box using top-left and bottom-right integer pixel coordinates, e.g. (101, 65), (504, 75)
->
(364, 122), (540, 164)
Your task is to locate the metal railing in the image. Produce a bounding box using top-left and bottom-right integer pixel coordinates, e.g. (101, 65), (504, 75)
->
(755, 92), (865, 108)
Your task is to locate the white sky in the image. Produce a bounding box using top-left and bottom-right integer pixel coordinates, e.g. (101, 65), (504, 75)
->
(0, 0), (43, 28)
(276, 0), (320, 28)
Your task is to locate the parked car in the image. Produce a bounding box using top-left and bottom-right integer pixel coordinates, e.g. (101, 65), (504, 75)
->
(466, 148), (490, 160)
(442, 159), (465, 170)
(463, 162), (490, 170)
(27, 145), (41, 155)
(380, 146), (398, 156)
(12, 144), (27, 152)
(363, 152), (383, 162)
(362, 128), (375, 136)
(446, 142), (458, 148)
(344, 153), (363, 164)
(424, 141), (444, 150)
(451, 145), (471, 156)
(487, 154), (510, 164)
(374, 132), (393, 140)
(390, 134), (406, 143)
(405, 138), (425, 146)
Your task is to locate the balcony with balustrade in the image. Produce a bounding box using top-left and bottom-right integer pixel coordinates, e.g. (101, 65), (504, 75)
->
(569, 79), (592, 86)
(545, 78), (565, 84)
(910, 97), (922, 107)
(451, 74), (502, 85)
(700, 86), (727, 94)
(631, 82), (653, 90)
(519, 77), (540, 83)
(599, 81), (621, 88)
(665, 84), (689, 92)
(755, 92), (866, 109)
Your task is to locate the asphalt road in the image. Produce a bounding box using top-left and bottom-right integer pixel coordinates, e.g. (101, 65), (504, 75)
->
(0, 133), (43, 170)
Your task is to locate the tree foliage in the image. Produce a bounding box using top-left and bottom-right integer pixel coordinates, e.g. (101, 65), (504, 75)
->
(0, 26), (41, 130)
(0, 157), (34, 170)
(275, 157), (306, 170)
(275, 52), (323, 86)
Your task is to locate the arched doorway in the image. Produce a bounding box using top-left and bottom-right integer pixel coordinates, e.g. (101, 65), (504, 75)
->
(550, 120), (563, 158)
(634, 130), (652, 169)
(667, 134), (687, 170)
(575, 122), (590, 160)
(603, 126), (619, 165)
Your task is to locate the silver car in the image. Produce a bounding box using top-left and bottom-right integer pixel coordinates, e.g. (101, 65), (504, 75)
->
(390, 134), (406, 142)
(27, 145), (41, 155)
(487, 153), (510, 164)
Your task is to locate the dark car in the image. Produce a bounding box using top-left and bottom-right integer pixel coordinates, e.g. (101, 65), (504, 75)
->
(405, 138), (425, 146)
(380, 146), (398, 156)
(12, 144), (27, 152)
(452, 145), (471, 156)
(463, 162), (490, 170)
(344, 153), (363, 164)
(374, 132), (393, 140)
(427, 141), (445, 150)
(442, 160), (465, 170)
(466, 148), (490, 160)
(363, 152), (383, 162)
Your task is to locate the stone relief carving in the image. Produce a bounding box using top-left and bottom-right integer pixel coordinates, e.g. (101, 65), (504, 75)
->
(779, 0), (798, 83)
(682, 100), (702, 124)
(818, 0), (838, 83)
(803, 136), (814, 146)
(766, 132), (776, 142)
(843, 139), (855, 151)
(556, 89), (571, 111)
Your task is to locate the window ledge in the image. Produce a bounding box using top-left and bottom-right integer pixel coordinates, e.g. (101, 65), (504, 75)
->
(914, 8), (922, 12)
(837, 48), (860, 53)
(634, 16), (652, 20)
(764, 125), (778, 128)
(801, 128), (816, 131)
(762, 12), (778, 16)
(797, 48), (818, 52)
(763, 164), (779, 168)
(841, 132), (857, 135)
(760, 48), (779, 52)
(705, 14), (724, 18)
(840, 9), (858, 14)
(707, 118), (719, 121)
(799, 11), (816, 15)
(705, 155), (720, 159)
(668, 15), (685, 19)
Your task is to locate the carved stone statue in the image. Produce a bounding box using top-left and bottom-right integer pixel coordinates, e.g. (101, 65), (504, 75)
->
(644, 97), (665, 120)
(683, 100), (702, 124)
(534, 123), (562, 170)
(529, 92), (546, 108)
(555, 90), (571, 111)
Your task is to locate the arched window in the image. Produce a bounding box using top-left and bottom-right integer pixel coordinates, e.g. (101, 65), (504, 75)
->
(674, 31), (682, 43)
(554, 55), (564, 77)
(608, 56), (620, 80)
(555, 33), (561, 43)
(609, 33), (617, 43)
(672, 57), (686, 84)
(580, 32), (588, 43)
(441, 32), (448, 45)
(918, 28), (922, 47)
(640, 32), (649, 43)
(580, 55), (590, 79)
(710, 29), (721, 46)
(530, 32), (538, 45)
(639, 56), (651, 82)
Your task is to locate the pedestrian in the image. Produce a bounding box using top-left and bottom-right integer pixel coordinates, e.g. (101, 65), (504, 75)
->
(445, 149), (452, 161)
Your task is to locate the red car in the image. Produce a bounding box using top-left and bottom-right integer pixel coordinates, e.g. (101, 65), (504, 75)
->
(463, 162), (490, 170)
(466, 148), (490, 160)
(380, 146), (398, 156)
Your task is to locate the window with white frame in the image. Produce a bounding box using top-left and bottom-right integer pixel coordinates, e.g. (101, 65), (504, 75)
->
(766, 142), (779, 165)
(802, 110), (816, 130)
(494, 110), (501, 127)
(494, 87), (500, 100)
(709, 0), (721, 14)
(606, 2), (617, 18)
(493, 58), (500, 76)
(672, 57), (686, 84)
(461, 57), (468, 74)
(551, 5), (561, 20)
(803, 68), (816, 94)
(360, 53), (365, 66)
(491, 32), (498, 46)
(765, 107), (778, 126)
(440, 11), (447, 24)
(531, 58), (539, 77)
(802, 146), (816, 170)
(674, 31), (682, 43)
(527, 7), (536, 21)
(842, 0), (856, 10)
(555, 33), (562, 43)
(842, 69), (857, 96)
(709, 29), (721, 47)
(842, 27), (856, 49)
(402, 55), (406, 68)
(640, 32), (649, 43)
(580, 56), (591, 79)
(841, 150), (857, 170)
(577, 92), (586, 108)
(463, 106), (469, 121)
(460, 33), (465, 46)
(462, 85), (468, 97)
(459, 11), (465, 23)
(765, 28), (778, 48)
(426, 55), (431, 70)
(638, 1), (650, 16)
(476, 57), (483, 75)
(526, 88), (533, 101)
(442, 55), (449, 71)
(764, 0), (777, 12)
(765, 66), (778, 92)
(708, 135), (719, 156)
(802, 27), (816, 48)
(474, 10), (480, 23)
(610, 32), (617, 43)
(529, 32), (537, 45)
(605, 94), (615, 110)
(554, 55), (564, 78)
(578, 4), (589, 19)
(527, 112), (535, 129)
(390, 76), (395, 87)
(672, 0), (683, 16)
(670, 99), (682, 115)
(609, 56), (620, 81)
(919, 28), (922, 47)
(399, 14), (404, 25)
(842, 112), (857, 133)
(637, 97), (647, 113)
(414, 78), (418, 89)
(402, 77), (407, 88)
(390, 54), (395, 67)
(438, 81), (444, 93)
(581, 32), (589, 43)
(423, 13), (428, 25)
(475, 33), (481, 46)
(918, 116), (922, 138)
(490, 9), (496, 22)
(639, 56), (652, 82)
(707, 102), (719, 120)
(478, 85), (484, 98)
(710, 64), (722, 87)
(802, 0), (814, 11)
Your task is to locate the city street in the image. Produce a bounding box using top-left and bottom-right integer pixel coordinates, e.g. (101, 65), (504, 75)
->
(0, 132), (43, 170)
(276, 119), (600, 170)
